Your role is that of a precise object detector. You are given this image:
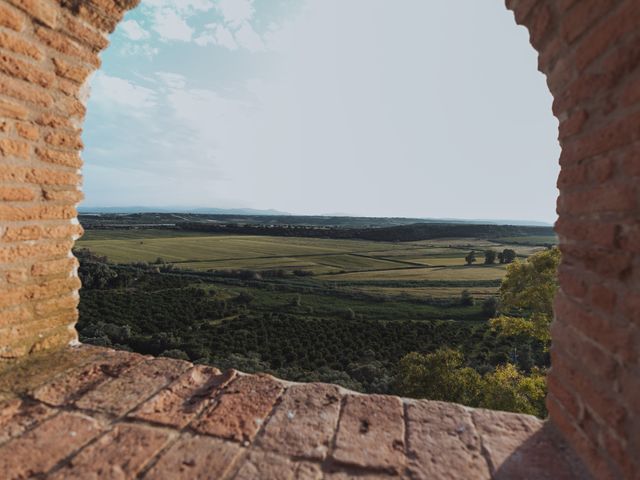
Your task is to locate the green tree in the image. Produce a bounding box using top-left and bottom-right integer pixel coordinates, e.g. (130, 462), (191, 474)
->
(465, 251), (477, 265)
(397, 348), (482, 406)
(484, 249), (497, 264)
(482, 364), (547, 417)
(498, 248), (517, 264)
(490, 247), (560, 344)
(460, 289), (475, 306)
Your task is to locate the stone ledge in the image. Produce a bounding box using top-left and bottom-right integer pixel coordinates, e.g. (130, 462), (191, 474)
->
(0, 345), (591, 479)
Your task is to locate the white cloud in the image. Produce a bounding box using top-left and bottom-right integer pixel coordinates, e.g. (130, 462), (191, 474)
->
(144, 0), (214, 14)
(90, 72), (157, 112)
(156, 72), (187, 90)
(234, 22), (264, 52)
(151, 8), (194, 42)
(216, 0), (255, 27)
(120, 43), (159, 59)
(120, 19), (150, 41)
(195, 24), (238, 50)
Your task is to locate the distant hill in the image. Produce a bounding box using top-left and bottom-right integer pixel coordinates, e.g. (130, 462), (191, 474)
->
(78, 206), (290, 216)
(78, 207), (552, 227)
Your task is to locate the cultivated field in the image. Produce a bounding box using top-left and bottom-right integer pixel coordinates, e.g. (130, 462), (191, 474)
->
(76, 229), (554, 299)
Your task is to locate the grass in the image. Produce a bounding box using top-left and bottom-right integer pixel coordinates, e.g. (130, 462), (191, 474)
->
(76, 230), (529, 298)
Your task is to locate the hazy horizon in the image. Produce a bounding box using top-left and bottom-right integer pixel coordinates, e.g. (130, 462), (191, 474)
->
(83, 0), (560, 223)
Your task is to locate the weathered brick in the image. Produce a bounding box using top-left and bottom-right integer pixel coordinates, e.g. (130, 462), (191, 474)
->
(0, 138), (29, 159)
(0, 412), (102, 478)
(332, 394), (405, 473)
(0, 204), (76, 221)
(36, 146), (82, 168)
(234, 450), (322, 480)
(52, 57), (92, 84)
(0, 240), (74, 264)
(0, 72), (54, 107)
(35, 112), (73, 129)
(145, 434), (242, 480)
(559, 109), (588, 139)
(35, 26), (100, 67)
(561, 0), (617, 44)
(32, 349), (143, 405)
(129, 366), (234, 429)
(0, 186), (37, 201)
(0, 4), (24, 31)
(0, 398), (54, 444)
(257, 383), (342, 460)
(0, 52), (54, 87)
(0, 30), (42, 60)
(42, 187), (84, 203)
(405, 400), (489, 479)
(75, 357), (191, 416)
(6, 0), (57, 28)
(44, 130), (83, 150)
(191, 374), (284, 443)
(14, 121), (38, 140)
(31, 257), (77, 277)
(58, 10), (109, 52)
(50, 424), (172, 479)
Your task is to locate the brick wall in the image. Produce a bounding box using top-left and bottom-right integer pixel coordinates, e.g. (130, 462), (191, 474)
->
(0, 0), (139, 358)
(0, 0), (637, 477)
(506, 0), (640, 478)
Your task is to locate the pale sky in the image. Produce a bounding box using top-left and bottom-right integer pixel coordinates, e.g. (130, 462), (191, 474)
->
(82, 0), (560, 223)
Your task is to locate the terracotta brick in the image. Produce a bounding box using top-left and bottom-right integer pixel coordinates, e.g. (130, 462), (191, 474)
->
(257, 383), (342, 460)
(33, 293), (77, 318)
(35, 146), (82, 168)
(0, 186), (36, 201)
(58, 10), (109, 52)
(34, 26), (100, 67)
(561, 0), (617, 44)
(32, 349), (143, 405)
(0, 99), (28, 120)
(0, 72), (54, 107)
(42, 187), (84, 203)
(559, 109), (588, 139)
(75, 357), (191, 416)
(52, 57), (92, 84)
(0, 305), (31, 328)
(56, 95), (86, 118)
(35, 113), (73, 129)
(0, 412), (102, 478)
(44, 130), (83, 150)
(0, 204), (76, 221)
(145, 434), (242, 480)
(191, 374), (284, 443)
(0, 398), (54, 444)
(405, 400), (489, 479)
(0, 30), (42, 60)
(6, 0), (57, 28)
(0, 52), (54, 87)
(14, 121), (38, 140)
(129, 366), (235, 429)
(2, 224), (80, 242)
(234, 450), (322, 480)
(0, 4), (24, 31)
(50, 424), (172, 479)
(0, 138), (29, 159)
(332, 394), (405, 473)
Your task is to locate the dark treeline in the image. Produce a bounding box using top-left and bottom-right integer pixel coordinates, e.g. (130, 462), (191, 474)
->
(177, 222), (555, 242)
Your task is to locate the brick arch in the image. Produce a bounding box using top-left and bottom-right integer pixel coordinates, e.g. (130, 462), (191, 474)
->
(0, 0), (637, 477)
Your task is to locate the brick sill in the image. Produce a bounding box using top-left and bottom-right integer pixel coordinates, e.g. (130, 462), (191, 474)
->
(0, 344), (589, 479)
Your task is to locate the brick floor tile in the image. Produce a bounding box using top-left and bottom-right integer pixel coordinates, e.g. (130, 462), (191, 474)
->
(471, 408), (543, 472)
(405, 400), (490, 480)
(257, 383), (342, 460)
(145, 434), (242, 480)
(233, 450), (322, 480)
(0, 412), (103, 479)
(33, 350), (143, 406)
(49, 423), (172, 479)
(129, 366), (235, 429)
(0, 397), (54, 444)
(332, 394), (405, 473)
(75, 357), (191, 416)
(191, 374), (284, 443)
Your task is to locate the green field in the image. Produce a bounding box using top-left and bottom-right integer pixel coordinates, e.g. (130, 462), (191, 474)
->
(76, 230), (552, 301)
